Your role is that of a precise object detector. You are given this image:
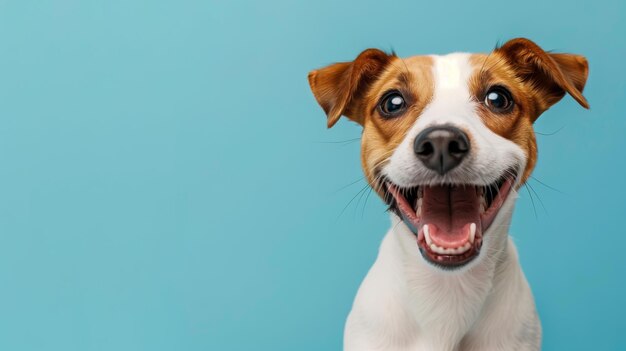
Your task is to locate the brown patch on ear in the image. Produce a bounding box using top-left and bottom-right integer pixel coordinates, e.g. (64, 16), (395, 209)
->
(496, 38), (589, 117)
(308, 49), (394, 128)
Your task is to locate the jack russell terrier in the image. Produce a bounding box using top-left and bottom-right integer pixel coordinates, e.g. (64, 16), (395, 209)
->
(308, 38), (588, 351)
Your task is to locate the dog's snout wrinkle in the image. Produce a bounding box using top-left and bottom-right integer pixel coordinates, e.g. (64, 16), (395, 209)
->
(414, 125), (470, 175)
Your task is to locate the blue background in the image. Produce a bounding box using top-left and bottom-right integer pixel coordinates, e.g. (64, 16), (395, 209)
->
(0, 0), (624, 350)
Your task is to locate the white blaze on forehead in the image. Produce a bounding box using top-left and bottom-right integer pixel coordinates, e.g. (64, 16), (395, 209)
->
(431, 53), (474, 94)
(419, 53), (475, 125)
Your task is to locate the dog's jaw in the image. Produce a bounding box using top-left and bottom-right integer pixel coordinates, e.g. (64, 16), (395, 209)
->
(391, 176), (520, 274)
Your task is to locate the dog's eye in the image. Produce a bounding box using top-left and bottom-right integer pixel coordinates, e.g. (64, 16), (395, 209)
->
(379, 91), (406, 117)
(484, 86), (514, 113)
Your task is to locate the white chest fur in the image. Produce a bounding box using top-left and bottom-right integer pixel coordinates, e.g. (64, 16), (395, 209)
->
(343, 214), (541, 351)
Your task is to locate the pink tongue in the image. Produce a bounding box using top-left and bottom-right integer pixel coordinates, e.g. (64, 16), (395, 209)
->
(422, 185), (481, 248)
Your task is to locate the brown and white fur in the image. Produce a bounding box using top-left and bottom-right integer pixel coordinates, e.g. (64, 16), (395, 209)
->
(308, 38), (589, 351)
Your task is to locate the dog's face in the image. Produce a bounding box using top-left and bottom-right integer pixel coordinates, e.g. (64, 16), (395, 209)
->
(309, 38), (588, 270)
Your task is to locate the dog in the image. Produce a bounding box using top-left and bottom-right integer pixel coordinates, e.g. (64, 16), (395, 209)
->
(308, 38), (588, 351)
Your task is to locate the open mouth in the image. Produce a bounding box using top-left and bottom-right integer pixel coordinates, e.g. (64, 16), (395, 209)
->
(385, 170), (517, 269)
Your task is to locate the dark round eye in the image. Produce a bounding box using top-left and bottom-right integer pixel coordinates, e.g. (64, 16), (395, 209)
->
(484, 86), (514, 112)
(379, 91), (406, 117)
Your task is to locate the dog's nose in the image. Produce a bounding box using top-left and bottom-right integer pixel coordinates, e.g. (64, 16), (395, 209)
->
(414, 126), (470, 175)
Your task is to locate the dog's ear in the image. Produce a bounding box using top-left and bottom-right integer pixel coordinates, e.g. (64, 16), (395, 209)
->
(496, 38), (589, 116)
(308, 49), (394, 128)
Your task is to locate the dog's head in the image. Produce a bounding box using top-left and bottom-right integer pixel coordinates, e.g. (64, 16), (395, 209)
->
(309, 38), (588, 270)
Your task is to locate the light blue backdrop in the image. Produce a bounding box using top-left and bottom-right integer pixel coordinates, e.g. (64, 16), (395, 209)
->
(0, 0), (624, 350)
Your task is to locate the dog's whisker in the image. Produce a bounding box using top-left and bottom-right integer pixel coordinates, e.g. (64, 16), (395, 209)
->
(530, 175), (565, 194)
(535, 125), (566, 136)
(334, 176), (366, 194)
(314, 138), (361, 145)
(525, 182), (548, 216)
(361, 187), (374, 218)
(336, 183), (372, 222)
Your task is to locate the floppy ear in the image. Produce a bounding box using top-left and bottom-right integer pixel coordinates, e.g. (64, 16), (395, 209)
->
(308, 49), (394, 128)
(496, 38), (589, 115)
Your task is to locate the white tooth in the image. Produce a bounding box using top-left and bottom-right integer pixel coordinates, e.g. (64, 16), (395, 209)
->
(457, 243), (469, 254)
(423, 225), (432, 245)
(431, 244), (447, 255)
(416, 198), (422, 216)
(470, 223), (476, 243)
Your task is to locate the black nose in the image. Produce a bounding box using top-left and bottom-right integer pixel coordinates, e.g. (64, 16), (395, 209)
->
(413, 125), (470, 175)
